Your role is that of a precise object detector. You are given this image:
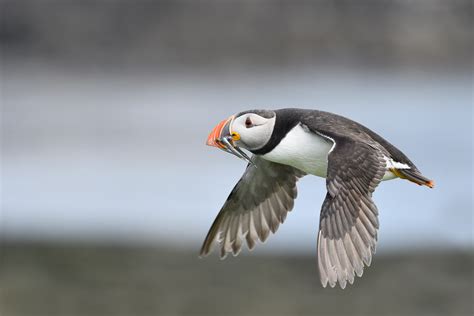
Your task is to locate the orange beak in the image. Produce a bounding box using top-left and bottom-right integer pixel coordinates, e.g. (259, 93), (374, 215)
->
(206, 115), (234, 149)
(206, 115), (255, 166)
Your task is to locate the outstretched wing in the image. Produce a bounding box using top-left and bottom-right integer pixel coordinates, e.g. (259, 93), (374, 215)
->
(200, 156), (305, 259)
(317, 136), (386, 289)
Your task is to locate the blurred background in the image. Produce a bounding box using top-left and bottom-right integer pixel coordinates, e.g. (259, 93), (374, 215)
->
(1, 1), (473, 315)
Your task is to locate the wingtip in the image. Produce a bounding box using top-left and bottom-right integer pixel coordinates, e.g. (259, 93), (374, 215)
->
(320, 278), (328, 288)
(198, 250), (208, 259)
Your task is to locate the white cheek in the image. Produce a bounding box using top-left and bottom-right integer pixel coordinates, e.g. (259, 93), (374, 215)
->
(231, 118), (247, 137)
(232, 115), (275, 150)
(233, 126), (264, 149)
(237, 128), (259, 148)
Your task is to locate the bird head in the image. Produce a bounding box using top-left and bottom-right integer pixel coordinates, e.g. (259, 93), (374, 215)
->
(206, 110), (276, 164)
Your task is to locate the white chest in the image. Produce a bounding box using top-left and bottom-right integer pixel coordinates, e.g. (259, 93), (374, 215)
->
(262, 124), (333, 177)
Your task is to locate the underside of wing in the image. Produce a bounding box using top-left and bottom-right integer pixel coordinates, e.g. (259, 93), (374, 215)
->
(200, 156), (305, 259)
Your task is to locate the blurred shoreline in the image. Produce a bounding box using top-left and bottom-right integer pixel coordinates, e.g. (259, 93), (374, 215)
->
(1, 240), (473, 316)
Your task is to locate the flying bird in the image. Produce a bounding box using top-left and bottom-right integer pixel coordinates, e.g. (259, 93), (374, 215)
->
(200, 108), (433, 289)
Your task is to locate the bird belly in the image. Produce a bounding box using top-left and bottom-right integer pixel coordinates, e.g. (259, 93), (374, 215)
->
(262, 124), (333, 177)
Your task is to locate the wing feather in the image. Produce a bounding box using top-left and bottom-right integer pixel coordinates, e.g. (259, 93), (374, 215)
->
(316, 135), (385, 288)
(200, 156), (305, 258)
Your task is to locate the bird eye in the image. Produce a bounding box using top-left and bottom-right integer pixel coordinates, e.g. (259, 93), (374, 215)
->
(245, 117), (253, 128)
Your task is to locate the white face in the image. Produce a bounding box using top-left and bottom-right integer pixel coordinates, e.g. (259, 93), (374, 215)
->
(230, 113), (276, 151)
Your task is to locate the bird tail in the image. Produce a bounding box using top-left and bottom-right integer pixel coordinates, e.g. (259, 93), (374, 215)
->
(390, 168), (434, 188)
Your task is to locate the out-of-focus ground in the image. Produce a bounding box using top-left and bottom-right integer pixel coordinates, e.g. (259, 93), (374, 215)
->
(0, 242), (472, 316)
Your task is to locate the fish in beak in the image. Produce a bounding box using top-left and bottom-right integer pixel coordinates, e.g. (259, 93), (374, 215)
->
(206, 115), (255, 166)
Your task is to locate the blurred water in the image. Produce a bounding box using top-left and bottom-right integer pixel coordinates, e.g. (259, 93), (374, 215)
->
(2, 62), (472, 253)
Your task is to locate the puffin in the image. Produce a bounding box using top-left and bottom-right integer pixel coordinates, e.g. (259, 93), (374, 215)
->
(201, 108), (434, 289)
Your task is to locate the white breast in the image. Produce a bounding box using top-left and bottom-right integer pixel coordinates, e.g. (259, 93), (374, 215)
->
(262, 124), (333, 177)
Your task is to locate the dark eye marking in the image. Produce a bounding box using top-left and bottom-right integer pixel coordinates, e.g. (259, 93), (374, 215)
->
(245, 117), (253, 128)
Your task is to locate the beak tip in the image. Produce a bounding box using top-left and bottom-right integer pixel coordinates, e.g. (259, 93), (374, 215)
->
(206, 116), (233, 149)
(206, 140), (218, 148)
